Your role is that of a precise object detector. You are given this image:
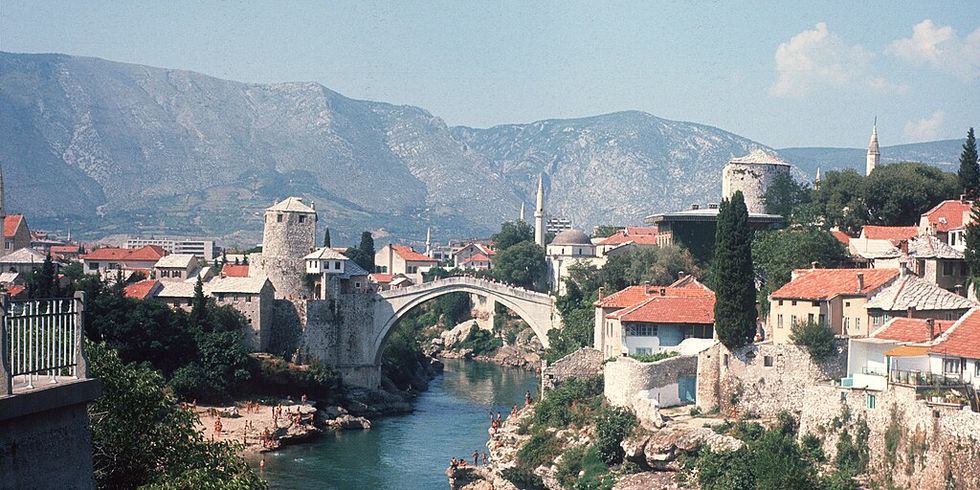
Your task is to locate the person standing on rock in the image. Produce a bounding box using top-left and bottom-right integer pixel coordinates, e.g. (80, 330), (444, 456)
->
(482, 452), (489, 465)
(472, 450), (479, 466)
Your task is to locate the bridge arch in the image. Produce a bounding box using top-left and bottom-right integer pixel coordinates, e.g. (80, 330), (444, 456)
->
(372, 277), (559, 365)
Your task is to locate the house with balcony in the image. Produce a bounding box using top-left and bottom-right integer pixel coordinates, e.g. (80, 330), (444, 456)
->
(928, 307), (980, 390)
(844, 317), (955, 393)
(768, 267), (900, 343)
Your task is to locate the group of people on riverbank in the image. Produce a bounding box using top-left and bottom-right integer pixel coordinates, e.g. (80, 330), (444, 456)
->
(452, 389), (537, 471)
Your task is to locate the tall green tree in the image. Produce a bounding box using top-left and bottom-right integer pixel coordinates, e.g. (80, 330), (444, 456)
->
(323, 227), (331, 248)
(493, 241), (546, 290)
(811, 169), (868, 232)
(711, 192), (757, 349)
(864, 162), (958, 225)
(190, 276), (206, 327)
(357, 231), (375, 271)
(752, 227), (849, 316)
(762, 172), (812, 222)
(492, 221), (534, 251)
(29, 253), (59, 298)
(958, 128), (979, 198)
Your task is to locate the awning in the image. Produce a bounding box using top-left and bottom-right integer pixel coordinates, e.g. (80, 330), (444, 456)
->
(885, 345), (929, 357)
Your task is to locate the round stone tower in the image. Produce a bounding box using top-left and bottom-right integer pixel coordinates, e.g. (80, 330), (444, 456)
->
(260, 197), (317, 299)
(721, 149), (791, 214)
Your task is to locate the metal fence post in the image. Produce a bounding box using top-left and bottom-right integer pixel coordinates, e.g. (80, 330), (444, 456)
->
(73, 291), (88, 380)
(0, 293), (10, 395)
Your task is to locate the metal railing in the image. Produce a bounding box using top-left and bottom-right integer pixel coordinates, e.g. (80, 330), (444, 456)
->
(0, 292), (88, 395)
(888, 369), (968, 387)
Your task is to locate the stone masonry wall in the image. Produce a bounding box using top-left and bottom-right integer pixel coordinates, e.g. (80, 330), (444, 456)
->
(697, 341), (980, 489)
(605, 355), (698, 408)
(0, 400), (96, 489)
(722, 163), (789, 215)
(541, 347), (603, 391)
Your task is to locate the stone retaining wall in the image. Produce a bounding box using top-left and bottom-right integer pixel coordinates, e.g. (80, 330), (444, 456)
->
(605, 355), (697, 409)
(541, 347), (603, 392)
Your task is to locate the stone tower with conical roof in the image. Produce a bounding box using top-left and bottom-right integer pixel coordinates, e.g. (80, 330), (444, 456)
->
(866, 119), (880, 176)
(259, 197), (317, 299)
(534, 174), (545, 247)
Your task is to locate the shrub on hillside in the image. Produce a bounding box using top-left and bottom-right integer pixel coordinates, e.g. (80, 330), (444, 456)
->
(594, 407), (637, 464)
(790, 320), (837, 361)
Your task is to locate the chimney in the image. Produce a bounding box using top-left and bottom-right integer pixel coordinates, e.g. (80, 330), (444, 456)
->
(691, 204), (700, 210)
(926, 318), (936, 339)
(907, 306), (915, 318)
(597, 286), (605, 301)
(660, 288), (667, 296)
(708, 203), (718, 209)
(678, 270), (687, 280)
(810, 261), (819, 269)
(899, 240), (908, 254)
(961, 194), (969, 203)
(856, 272), (865, 292)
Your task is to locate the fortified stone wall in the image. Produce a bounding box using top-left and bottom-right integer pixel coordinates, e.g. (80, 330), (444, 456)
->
(721, 163), (789, 214)
(697, 341), (980, 489)
(605, 355), (698, 409)
(541, 347), (603, 391)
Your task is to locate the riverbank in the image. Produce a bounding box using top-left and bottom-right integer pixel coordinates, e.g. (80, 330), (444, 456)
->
(432, 319), (543, 371)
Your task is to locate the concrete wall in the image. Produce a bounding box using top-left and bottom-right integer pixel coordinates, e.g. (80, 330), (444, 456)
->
(605, 355), (698, 409)
(0, 380), (102, 490)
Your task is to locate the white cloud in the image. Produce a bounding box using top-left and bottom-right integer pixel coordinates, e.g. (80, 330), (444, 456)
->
(771, 23), (905, 97)
(903, 110), (945, 142)
(888, 20), (980, 80)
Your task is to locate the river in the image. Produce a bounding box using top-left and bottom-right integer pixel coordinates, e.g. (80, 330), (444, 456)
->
(256, 358), (539, 489)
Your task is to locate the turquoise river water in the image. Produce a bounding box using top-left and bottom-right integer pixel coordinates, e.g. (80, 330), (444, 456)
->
(256, 359), (539, 489)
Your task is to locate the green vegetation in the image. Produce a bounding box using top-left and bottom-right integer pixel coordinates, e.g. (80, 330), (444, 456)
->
(628, 351), (678, 363)
(752, 227), (849, 316)
(696, 413), (857, 490)
(457, 325), (503, 356)
(790, 320), (838, 362)
(382, 293), (471, 389)
(344, 231), (376, 272)
(87, 342), (264, 490)
(763, 171), (813, 222)
(511, 377), (635, 490)
(966, 200), (980, 294)
(494, 241), (547, 290)
(711, 191), (757, 349)
(957, 128), (978, 198)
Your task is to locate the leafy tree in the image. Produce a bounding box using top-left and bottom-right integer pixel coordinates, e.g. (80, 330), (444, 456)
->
(791, 320), (837, 361)
(357, 231), (376, 271)
(323, 227), (332, 247)
(753, 227), (849, 316)
(811, 169), (868, 232)
(711, 192), (757, 349)
(493, 240), (546, 290)
(591, 225), (621, 238)
(965, 200), (980, 293)
(763, 172), (812, 222)
(958, 128), (979, 198)
(28, 253), (59, 298)
(864, 162), (957, 225)
(87, 342), (264, 489)
(492, 220), (534, 251)
(547, 281), (598, 362)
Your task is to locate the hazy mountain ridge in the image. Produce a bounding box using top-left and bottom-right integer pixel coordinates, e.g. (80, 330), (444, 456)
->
(0, 52), (963, 244)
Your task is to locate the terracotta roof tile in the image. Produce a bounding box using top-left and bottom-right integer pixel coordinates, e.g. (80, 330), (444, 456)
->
(81, 247), (132, 261)
(369, 273), (395, 284)
(391, 244), (438, 263)
(5, 284), (27, 299)
(124, 245), (168, 261)
(871, 317), (955, 343)
(598, 231), (661, 246)
(222, 264), (250, 277)
(462, 253), (491, 263)
(123, 279), (160, 300)
(595, 285), (654, 308)
(921, 200), (972, 233)
(611, 293), (716, 324)
(861, 225), (918, 241)
(625, 226), (659, 236)
(771, 268), (899, 300)
(930, 308), (980, 359)
(3, 215), (23, 238)
(831, 230), (851, 246)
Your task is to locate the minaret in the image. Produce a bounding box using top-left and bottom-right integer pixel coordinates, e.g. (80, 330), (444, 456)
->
(519, 202), (526, 222)
(534, 174), (545, 247)
(424, 226), (432, 257)
(814, 167), (822, 190)
(0, 164), (6, 219)
(866, 118), (880, 176)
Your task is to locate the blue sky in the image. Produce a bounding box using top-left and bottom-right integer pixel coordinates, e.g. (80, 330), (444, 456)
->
(2, 1), (978, 147)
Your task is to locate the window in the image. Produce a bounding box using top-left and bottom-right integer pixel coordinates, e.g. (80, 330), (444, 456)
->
(763, 356), (773, 367)
(777, 314), (783, 328)
(88, 262), (99, 270)
(334, 261), (341, 270)
(377, 266), (388, 273)
(723, 354), (729, 367)
(844, 317), (850, 331)
(406, 265), (418, 274)
(943, 262), (954, 276)
(943, 358), (962, 374)
(855, 318), (861, 332)
(867, 394), (876, 409)
(277, 214), (283, 222)
(298, 215), (306, 223)
(945, 311), (955, 321)
(778, 300), (783, 306)
(4, 241), (10, 250)
(975, 361), (980, 377)
(845, 301), (851, 307)
(792, 300), (797, 306)
(808, 313), (815, 324)
(626, 325), (657, 336)
(791, 315), (798, 326)
(245, 295), (251, 303)
(818, 314), (825, 326)
(354, 282), (362, 289)
(812, 301), (820, 307)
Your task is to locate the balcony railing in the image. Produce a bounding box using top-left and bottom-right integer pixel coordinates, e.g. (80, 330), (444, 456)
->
(1, 292), (88, 395)
(888, 369), (968, 387)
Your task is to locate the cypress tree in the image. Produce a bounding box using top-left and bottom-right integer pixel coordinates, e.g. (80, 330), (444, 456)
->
(32, 253), (58, 298)
(190, 276), (207, 327)
(323, 228), (331, 248)
(958, 128), (979, 198)
(711, 191), (758, 349)
(357, 231), (376, 272)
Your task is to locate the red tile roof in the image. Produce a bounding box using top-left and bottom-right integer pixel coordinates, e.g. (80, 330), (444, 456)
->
(222, 264), (250, 277)
(598, 231), (661, 246)
(391, 244), (438, 263)
(930, 308), (980, 359)
(124, 245), (168, 261)
(462, 253), (491, 263)
(81, 247), (132, 261)
(861, 225), (918, 241)
(82, 245), (168, 262)
(50, 245), (81, 254)
(771, 268), (899, 300)
(123, 279), (160, 300)
(5, 284), (26, 299)
(625, 226), (659, 236)
(369, 273), (395, 284)
(596, 283), (713, 309)
(3, 215), (24, 237)
(921, 200), (972, 233)
(871, 317), (955, 343)
(831, 230), (851, 246)
(612, 294), (716, 324)
(595, 285), (655, 308)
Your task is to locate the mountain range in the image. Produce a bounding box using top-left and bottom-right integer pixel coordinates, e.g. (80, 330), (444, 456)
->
(0, 52), (963, 246)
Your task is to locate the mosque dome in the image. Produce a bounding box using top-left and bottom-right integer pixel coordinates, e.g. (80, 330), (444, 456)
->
(550, 229), (591, 246)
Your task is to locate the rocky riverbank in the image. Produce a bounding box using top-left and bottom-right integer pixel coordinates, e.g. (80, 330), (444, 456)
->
(431, 320), (543, 371)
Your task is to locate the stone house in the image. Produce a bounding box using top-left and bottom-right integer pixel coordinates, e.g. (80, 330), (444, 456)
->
(594, 277), (715, 358)
(918, 198), (972, 250)
(903, 235), (969, 294)
(2, 214), (31, 253)
(768, 267), (899, 342)
(594, 227), (662, 257)
(153, 254), (200, 281)
(368, 272), (412, 290)
(374, 244), (438, 284)
(122, 279), (162, 300)
(0, 248), (50, 275)
(849, 225), (918, 267)
(864, 273), (975, 330)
